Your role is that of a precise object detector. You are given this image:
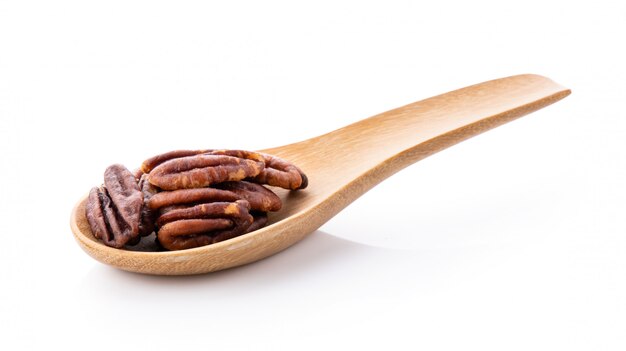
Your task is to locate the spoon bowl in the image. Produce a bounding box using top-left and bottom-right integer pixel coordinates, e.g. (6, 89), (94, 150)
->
(71, 74), (570, 275)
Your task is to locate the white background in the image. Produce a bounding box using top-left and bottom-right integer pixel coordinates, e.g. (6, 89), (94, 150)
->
(1, 1), (625, 350)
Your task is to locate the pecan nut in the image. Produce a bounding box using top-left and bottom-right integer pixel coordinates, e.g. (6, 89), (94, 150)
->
(156, 200), (253, 250)
(206, 149), (266, 164)
(252, 153), (307, 190)
(214, 181), (282, 212)
(85, 164), (143, 248)
(147, 154), (264, 190)
(148, 181), (281, 213)
(140, 149), (213, 174)
(207, 150), (307, 189)
(246, 212), (269, 233)
(137, 174), (159, 237)
(141, 149), (308, 190)
(148, 188), (241, 210)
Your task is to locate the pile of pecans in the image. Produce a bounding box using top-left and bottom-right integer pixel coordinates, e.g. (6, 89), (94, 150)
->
(85, 149), (307, 251)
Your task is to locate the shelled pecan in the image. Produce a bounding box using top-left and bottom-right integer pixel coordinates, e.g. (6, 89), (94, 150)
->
(141, 149), (307, 190)
(85, 164), (143, 248)
(213, 181), (282, 212)
(137, 174), (159, 237)
(252, 153), (308, 190)
(140, 149), (213, 174)
(208, 150), (307, 190)
(246, 212), (269, 233)
(148, 187), (241, 210)
(156, 200), (253, 250)
(148, 154), (264, 190)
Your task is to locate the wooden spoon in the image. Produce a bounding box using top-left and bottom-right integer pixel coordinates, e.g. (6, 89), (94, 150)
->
(70, 74), (570, 275)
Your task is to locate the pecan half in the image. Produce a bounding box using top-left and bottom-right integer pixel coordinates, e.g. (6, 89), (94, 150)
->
(140, 149), (213, 174)
(141, 149), (307, 190)
(148, 188), (241, 210)
(214, 181), (282, 212)
(246, 212), (269, 233)
(137, 174), (159, 236)
(252, 153), (307, 190)
(207, 150), (307, 189)
(156, 200), (253, 250)
(147, 154), (264, 190)
(207, 149), (266, 164)
(85, 164), (143, 248)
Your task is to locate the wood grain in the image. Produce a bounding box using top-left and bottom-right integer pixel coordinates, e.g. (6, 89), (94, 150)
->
(70, 74), (570, 275)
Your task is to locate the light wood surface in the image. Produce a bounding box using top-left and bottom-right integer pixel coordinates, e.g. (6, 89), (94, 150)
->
(70, 74), (570, 275)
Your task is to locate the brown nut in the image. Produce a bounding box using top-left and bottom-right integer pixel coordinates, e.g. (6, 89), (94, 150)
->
(214, 181), (282, 212)
(207, 149), (266, 164)
(147, 154), (264, 190)
(246, 212), (269, 233)
(156, 200), (253, 250)
(148, 187), (241, 210)
(85, 164), (143, 248)
(250, 153), (308, 190)
(137, 173), (159, 236)
(142, 150), (265, 175)
(142, 149), (307, 190)
(140, 149), (213, 174)
(207, 149), (306, 189)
